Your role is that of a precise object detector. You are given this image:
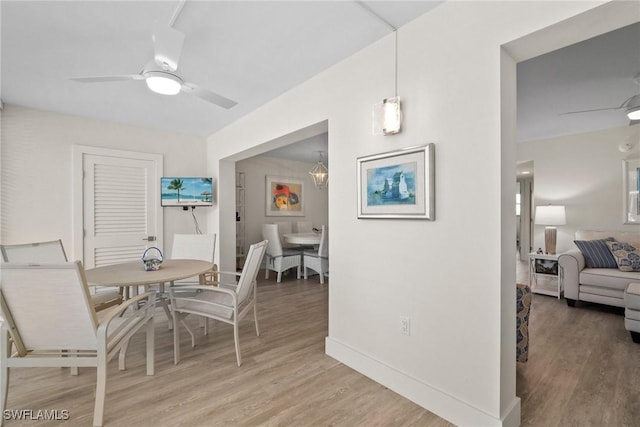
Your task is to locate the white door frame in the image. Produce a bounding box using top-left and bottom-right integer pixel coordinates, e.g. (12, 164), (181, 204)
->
(72, 145), (164, 263)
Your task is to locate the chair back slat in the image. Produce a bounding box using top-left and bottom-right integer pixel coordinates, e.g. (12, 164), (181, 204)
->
(0, 262), (99, 351)
(1, 240), (68, 263)
(318, 226), (328, 258)
(262, 224), (284, 257)
(236, 241), (268, 304)
(171, 234), (216, 262)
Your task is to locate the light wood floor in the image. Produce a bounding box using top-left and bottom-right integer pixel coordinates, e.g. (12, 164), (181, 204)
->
(516, 258), (640, 427)
(4, 269), (639, 426)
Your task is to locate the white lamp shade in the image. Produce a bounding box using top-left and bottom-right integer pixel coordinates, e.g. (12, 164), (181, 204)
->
(535, 205), (566, 226)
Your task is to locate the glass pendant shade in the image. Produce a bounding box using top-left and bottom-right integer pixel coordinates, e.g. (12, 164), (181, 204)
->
(372, 96), (402, 136)
(382, 96), (401, 135)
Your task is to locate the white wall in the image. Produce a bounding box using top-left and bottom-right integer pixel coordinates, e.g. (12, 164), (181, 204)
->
(236, 156), (328, 252)
(518, 125), (640, 253)
(201, 2), (630, 426)
(0, 105), (207, 259)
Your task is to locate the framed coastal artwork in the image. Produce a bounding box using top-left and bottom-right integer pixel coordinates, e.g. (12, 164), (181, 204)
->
(623, 158), (640, 224)
(357, 144), (435, 219)
(266, 175), (305, 216)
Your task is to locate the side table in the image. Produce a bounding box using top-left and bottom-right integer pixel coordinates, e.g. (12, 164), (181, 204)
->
(529, 252), (563, 299)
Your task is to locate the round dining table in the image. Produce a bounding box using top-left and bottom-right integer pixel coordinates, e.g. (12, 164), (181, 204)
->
(86, 259), (215, 329)
(283, 232), (321, 246)
(85, 259), (214, 287)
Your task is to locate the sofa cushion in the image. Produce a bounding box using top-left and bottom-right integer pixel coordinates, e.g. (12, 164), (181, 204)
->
(606, 241), (640, 272)
(579, 268), (639, 291)
(574, 238), (617, 268)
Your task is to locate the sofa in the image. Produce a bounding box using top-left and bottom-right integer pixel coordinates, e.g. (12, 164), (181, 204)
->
(558, 230), (640, 308)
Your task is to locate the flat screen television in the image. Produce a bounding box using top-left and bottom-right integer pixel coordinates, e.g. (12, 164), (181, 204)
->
(161, 177), (213, 207)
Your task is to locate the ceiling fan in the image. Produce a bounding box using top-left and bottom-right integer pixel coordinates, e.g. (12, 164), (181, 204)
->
(561, 73), (640, 125)
(71, 2), (237, 109)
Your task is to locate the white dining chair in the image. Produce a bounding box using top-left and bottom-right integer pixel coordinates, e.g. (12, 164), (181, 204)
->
(0, 261), (155, 427)
(296, 220), (313, 233)
(262, 224), (301, 283)
(273, 221), (297, 249)
(303, 225), (329, 284)
(169, 240), (268, 366)
(0, 240), (123, 312)
(170, 234), (217, 285)
(168, 234), (217, 333)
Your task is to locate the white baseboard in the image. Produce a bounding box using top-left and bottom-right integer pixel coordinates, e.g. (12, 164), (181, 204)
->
(325, 337), (521, 427)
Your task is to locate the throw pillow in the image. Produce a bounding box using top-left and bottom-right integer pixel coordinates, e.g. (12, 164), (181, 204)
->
(574, 238), (618, 268)
(605, 241), (640, 272)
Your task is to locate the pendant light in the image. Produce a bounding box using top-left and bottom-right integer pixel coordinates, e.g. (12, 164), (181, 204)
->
(309, 151), (328, 189)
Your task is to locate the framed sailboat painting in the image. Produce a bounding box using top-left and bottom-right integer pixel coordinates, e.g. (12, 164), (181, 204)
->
(357, 144), (434, 220)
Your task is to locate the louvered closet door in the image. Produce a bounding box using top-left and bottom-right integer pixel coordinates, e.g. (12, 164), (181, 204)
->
(83, 154), (160, 269)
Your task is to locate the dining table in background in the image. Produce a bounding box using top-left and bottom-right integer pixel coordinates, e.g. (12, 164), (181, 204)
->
(283, 232), (321, 246)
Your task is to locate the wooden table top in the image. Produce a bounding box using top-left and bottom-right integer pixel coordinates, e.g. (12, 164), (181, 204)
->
(85, 259), (214, 287)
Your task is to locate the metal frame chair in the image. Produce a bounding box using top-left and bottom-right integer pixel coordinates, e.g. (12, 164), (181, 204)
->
(0, 262), (155, 427)
(169, 240), (267, 367)
(0, 240), (123, 312)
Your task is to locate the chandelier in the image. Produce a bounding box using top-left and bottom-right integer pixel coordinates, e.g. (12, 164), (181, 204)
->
(309, 151), (328, 189)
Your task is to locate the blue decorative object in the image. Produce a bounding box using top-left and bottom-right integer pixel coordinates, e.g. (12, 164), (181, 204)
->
(517, 283), (531, 363)
(142, 247), (163, 271)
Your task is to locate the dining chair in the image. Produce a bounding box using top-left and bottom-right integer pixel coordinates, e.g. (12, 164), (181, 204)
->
(262, 224), (301, 283)
(303, 225), (329, 284)
(0, 261), (155, 427)
(169, 240), (268, 366)
(273, 221), (297, 249)
(0, 240), (123, 312)
(170, 234), (218, 285)
(296, 220), (313, 233)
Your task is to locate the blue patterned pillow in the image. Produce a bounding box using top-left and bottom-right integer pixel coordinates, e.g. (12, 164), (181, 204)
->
(574, 238), (617, 268)
(605, 241), (640, 272)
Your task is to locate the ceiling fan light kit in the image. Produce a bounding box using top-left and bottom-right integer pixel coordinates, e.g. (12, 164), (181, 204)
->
(144, 71), (183, 95)
(627, 105), (640, 121)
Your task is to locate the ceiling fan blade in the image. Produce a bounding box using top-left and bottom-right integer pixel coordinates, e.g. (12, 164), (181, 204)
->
(560, 106), (623, 115)
(182, 82), (238, 109)
(153, 24), (185, 72)
(71, 74), (144, 83)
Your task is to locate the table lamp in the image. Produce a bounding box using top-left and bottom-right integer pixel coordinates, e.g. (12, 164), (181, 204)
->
(535, 205), (566, 255)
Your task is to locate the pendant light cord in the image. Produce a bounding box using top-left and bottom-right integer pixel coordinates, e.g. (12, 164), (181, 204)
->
(355, 1), (398, 96)
(394, 30), (398, 97)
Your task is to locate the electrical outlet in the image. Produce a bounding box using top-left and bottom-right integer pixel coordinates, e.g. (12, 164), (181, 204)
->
(400, 316), (411, 336)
